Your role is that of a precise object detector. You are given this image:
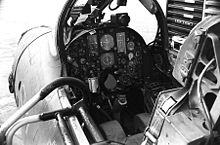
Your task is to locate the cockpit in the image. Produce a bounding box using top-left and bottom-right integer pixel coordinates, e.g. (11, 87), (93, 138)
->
(54, 0), (175, 143)
(4, 0), (220, 145)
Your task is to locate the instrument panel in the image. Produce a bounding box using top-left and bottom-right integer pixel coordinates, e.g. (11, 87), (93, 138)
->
(66, 26), (146, 91)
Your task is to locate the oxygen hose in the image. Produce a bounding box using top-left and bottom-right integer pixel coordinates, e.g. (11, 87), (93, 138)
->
(197, 58), (215, 144)
(40, 77), (90, 101)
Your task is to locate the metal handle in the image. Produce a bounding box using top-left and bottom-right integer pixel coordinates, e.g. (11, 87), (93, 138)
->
(0, 77), (89, 144)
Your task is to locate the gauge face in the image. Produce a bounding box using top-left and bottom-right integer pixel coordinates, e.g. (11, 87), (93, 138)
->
(100, 34), (114, 51)
(127, 41), (135, 51)
(87, 35), (98, 54)
(116, 32), (126, 53)
(101, 53), (115, 68)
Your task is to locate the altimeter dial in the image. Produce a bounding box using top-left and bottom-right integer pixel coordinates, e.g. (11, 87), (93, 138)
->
(100, 34), (114, 51)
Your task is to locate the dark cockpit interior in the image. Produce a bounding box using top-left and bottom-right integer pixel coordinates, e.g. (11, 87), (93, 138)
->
(55, 0), (177, 144)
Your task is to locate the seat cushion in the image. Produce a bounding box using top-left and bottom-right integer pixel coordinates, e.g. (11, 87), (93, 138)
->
(134, 113), (151, 132)
(99, 120), (126, 144)
(125, 133), (144, 145)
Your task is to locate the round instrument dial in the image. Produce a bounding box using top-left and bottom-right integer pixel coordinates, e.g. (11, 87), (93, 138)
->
(100, 34), (114, 51)
(101, 53), (115, 68)
(127, 41), (135, 51)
